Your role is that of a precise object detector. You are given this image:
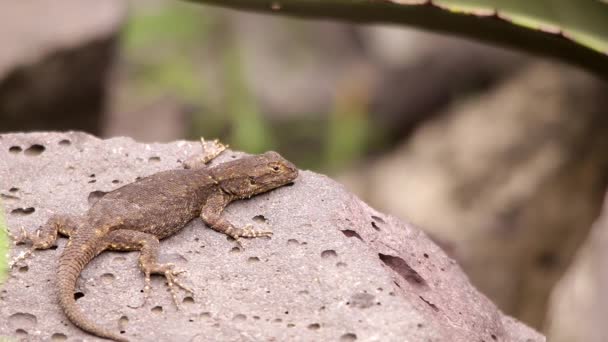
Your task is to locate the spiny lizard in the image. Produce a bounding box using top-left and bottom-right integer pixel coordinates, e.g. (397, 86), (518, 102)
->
(9, 140), (298, 341)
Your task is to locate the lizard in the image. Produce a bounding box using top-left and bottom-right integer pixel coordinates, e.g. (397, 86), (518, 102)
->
(8, 140), (298, 342)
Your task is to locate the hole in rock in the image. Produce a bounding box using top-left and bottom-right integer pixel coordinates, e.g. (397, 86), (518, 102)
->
(151, 306), (163, 314)
(148, 156), (161, 162)
(308, 323), (320, 330)
(183, 296), (195, 305)
(25, 144), (45, 156)
(287, 239), (299, 246)
(100, 273), (115, 284)
(230, 247), (241, 253)
(371, 222), (380, 231)
(118, 315), (129, 334)
(336, 262), (347, 268)
(15, 329), (28, 336)
(200, 312), (211, 318)
(252, 215), (267, 223)
(287, 323), (295, 328)
(371, 215), (385, 224)
(113, 256), (126, 264)
(58, 139), (71, 146)
(9, 146), (22, 153)
(379, 254), (428, 288)
(321, 250), (338, 259)
(8, 312), (37, 327)
(74, 292), (85, 301)
(18, 266), (28, 273)
(9, 187), (19, 192)
(51, 332), (68, 341)
(340, 230), (363, 241)
(340, 333), (357, 341)
(350, 293), (375, 309)
(112, 179), (120, 184)
(233, 314), (246, 321)
(248, 257), (260, 263)
(11, 207), (35, 216)
(491, 334), (497, 340)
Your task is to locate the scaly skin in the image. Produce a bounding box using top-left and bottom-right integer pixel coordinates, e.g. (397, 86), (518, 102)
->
(11, 149), (298, 341)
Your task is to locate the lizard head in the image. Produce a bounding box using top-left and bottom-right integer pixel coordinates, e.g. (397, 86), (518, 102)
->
(210, 151), (298, 198)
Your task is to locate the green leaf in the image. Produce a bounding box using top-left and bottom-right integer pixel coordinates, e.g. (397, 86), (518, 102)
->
(185, 0), (608, 78)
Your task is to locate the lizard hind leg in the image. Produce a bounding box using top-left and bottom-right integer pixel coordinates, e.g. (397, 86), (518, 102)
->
(9, 214), (80, 268)
(104, 229), (193, 308)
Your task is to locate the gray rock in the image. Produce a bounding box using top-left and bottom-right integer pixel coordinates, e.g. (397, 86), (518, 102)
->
(0, 1), (125, 134)
(338, 61), (608, 329)
(0, 132), (543, 341)
(545, 192), (608, 342)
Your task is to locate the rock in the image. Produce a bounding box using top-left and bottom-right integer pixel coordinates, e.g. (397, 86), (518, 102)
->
(338, 61), (608, 329)
(545, 192), (608, 342)
(0, 132), (542, 341)
(0, 0), (125, 134)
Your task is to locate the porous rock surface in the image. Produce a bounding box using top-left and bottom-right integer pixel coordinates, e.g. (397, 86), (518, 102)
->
(0, 132), (543, 342)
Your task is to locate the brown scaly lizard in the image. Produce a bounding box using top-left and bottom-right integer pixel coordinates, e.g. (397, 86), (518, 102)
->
(8, 140), (298, 342)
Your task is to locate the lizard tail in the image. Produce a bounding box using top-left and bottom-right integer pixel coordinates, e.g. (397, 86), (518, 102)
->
(57, 236), (129, 342)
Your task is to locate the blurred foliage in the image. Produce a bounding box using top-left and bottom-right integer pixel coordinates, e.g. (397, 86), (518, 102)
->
(0, 202), (8, 283)
(223, 44), (275, 154)
(123, 3), (274, 155)
(122, 2), (380, 171)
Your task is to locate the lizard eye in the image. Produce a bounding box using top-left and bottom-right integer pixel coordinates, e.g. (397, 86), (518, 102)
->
(270, 164), (281, 172)
(248, 176), (256, 185)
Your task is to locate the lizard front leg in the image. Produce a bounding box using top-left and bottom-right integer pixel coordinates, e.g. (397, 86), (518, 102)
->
(104, 229), (192, 308)
(9, 214), (81, 267)
(200, 190), (272, 242)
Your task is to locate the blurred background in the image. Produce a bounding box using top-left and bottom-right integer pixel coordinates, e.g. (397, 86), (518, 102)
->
(2, 1), (608, 341)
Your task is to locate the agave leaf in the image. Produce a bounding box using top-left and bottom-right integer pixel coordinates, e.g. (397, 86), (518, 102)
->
(186, 0), (608, 78)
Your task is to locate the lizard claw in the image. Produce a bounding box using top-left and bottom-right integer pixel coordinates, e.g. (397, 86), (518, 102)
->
(9, 249), (34, 268)
(239, 224), (273, 238)
(229, 224), (272, 249)
(183, 138), (228, 169)
(7, 226), (36, 268)
(140, 262), (193, 309)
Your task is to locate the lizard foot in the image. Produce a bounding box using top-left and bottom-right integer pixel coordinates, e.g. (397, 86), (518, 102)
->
(230, 224), (273, 248)
(143, 262), (193, 309)
(8, 226), (56, 268)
